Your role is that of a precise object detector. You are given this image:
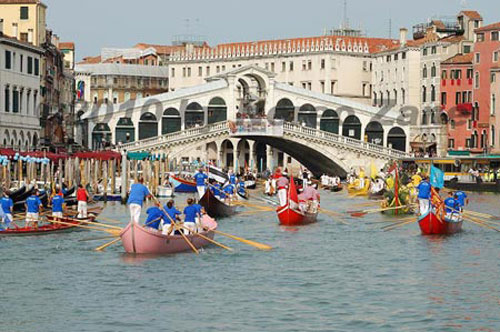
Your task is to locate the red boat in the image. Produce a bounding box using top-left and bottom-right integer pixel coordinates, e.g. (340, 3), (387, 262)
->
(276, 176), (318, 226)
(418, 211), (463, 235)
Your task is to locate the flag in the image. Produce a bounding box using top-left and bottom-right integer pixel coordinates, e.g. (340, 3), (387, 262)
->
(430, 165), (444, 189)
(370, 162), (377, 180)
(207, 165), (229, 184)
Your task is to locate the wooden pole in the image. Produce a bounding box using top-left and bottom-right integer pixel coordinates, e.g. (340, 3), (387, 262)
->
(110, 159), (116, 194)
(121, 152), (128, 203)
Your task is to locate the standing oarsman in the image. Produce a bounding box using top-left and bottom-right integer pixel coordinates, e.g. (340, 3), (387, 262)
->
(417, 176), (431, 215)
(276, 170), (289, 207)
(194, 168), (208, 199)
(25, 189), (43, 228)
(127, 178), (151, 224)
(1, 192), (13, 229)
(51, 189), (65, 219)
(76, 184), (90, 219)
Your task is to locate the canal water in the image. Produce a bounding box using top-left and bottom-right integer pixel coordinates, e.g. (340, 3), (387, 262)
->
(1, 190), (500, 331)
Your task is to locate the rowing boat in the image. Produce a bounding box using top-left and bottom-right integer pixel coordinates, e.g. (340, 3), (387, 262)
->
(170, 175), (197, 193)
(199, 188), (237, 218)
(120, 215), (218, 254)
(330, 183), (343, 192)
(418, 210), (463, 235)
(276, 175), (318, 226)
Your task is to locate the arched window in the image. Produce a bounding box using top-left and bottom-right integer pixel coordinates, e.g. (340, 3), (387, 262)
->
(162, 108), (181, 134)
(298, 104), (317, 128)
(185, 102), (204, 129)
(387, 127), (406, 152)
(422, 110), (428, 125)
(342, 115), (361, 140)
(422, 86), (427, 102)
(116, 117), (135, 144)
(139, 112), (158, 140)
(431, 64), (437, 77)
(423, 65), (428, 78)
(320, 109), (339, 134)
(431, 85), (436, 102)
(430, 110), (436, 124)
(275, 98), (294, 122)
(364, 121), (384, 145)
(92, 123), (112, 150)
(208, 97), (227, 124)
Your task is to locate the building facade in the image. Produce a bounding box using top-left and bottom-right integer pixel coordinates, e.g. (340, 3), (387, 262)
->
(0, 29), (43, 149)
(0, 0), (46, 46)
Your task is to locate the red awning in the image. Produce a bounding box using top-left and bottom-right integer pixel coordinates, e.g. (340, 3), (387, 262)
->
(20, 151), (69, 162)
(0, 148), (16, 158)
(73, 151), (122, 161)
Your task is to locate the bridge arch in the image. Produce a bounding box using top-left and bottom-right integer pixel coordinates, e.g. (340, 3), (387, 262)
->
(342, 115), (362, 140)
(298, 104), (317, 128)
(92, 123), (112, 150)
(320, 109), (339, 134)
(387, 127), (406, 152)
(365, 121), (384, 145)
(185, 102), (204, 129)
(208, 97), (227, 124)
(116, 117), (135, 144)
(139, 112), (158, 140)
(162, 108), (181, 134)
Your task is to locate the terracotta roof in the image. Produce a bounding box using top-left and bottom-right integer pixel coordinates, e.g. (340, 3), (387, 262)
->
(373, 32), (438, 54)
(0, 32), (43, 52)
(460, 11), (483, 20)
(442, 53), (473, 65)
(78, 55), (101, 64)
(58, 42), (75, 51)
(133, 43), (207, 55)
(439, 35), (465, 43)
(212, 35), (397, 54)
(475, 22), (500, 33)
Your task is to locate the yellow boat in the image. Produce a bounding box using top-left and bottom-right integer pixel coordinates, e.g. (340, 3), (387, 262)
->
(347, 179), (370, 197)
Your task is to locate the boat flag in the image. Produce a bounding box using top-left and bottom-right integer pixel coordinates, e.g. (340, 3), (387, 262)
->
(430, 165), (444, 189)
(370, 161), (377, 180)
(289, 175), (299, 209)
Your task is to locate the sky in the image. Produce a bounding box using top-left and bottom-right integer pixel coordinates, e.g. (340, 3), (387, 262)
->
(42, 0), (496, 61)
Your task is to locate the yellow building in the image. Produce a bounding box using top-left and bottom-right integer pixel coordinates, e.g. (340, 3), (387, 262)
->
(0, 0), (47, 46)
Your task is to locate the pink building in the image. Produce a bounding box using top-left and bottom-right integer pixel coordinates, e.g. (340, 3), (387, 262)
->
(473, 22), (500, 153)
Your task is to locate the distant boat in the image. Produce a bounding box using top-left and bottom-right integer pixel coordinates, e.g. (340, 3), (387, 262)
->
(276, 176), (318, 226)
(418, 210), (463, 235)
(170, 175), (197, 193)
(120, 216), (218, 254)
(157, 185), (174, 198)
(199, 188), (237, 218)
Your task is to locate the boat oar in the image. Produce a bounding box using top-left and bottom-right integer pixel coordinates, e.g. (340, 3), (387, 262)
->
(47, 219), (121, 235)
(95, 238), (121, 251)
(464, 216), (500, 233)
(382, 219), (417, 232)
(350, 204), (415, 217)
(204, 228), (272, 251)
(465, 210), (500, 220)
(79, 235), (118, 242)
(151, 194), (199, 254)
(94, 215), (123, 224)
(177, 224), (233, 252)
(60, 216), (123, 231)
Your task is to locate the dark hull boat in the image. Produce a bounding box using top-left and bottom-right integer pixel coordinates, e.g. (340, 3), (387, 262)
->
(199, 189), (237, 218)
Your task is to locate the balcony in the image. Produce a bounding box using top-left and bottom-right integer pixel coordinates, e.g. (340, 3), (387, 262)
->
(457, 103), (473, 113)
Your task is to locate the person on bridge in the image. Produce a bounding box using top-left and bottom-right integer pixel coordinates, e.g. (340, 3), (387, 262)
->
(127, 178), (151, 224)
(194, 168), (208, 199)
(417, 176), (431, 216)
(276, 171), (289, 207)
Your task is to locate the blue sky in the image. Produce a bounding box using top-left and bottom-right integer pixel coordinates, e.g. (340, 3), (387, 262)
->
(43, 0), (496, 60)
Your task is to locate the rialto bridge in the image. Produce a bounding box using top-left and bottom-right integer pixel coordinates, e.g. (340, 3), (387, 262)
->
(81, 65), (410, 176)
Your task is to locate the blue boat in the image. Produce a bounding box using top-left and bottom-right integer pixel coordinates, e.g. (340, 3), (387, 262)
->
(170, 175), (197, 193)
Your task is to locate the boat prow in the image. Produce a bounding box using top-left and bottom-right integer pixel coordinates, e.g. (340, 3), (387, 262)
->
(418, 211), (463, 235)
(276, 204), (318, 226)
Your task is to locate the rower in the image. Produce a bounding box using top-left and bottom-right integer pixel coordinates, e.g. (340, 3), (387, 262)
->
(211, 181), (222, 200)
(193, 200), (206, 232)
(229, 170), (237, 185)
(51, 189), (65, 220)
(127, 178), (151, 224)
(194, 168), (208, 199)
(145, 202), (168, 230)
(1, 192), (13, 229)
(25, 189), (43, 228)
(76, 184), (90, 219)
(183, 198), (199, 234)
(162, 200), (181, 235)
(276, 172), (289, 207)
(223, 183), (235, 204)
(417, 176), (431, 215)
(444, 191), (460, 221)
(454, 190), (468, 212)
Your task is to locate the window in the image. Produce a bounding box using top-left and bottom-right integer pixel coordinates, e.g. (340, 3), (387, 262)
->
(320, 81), (325, 93)
(171, 68), (175, 77)
(467, 69), (473, 79)
(466, 138), (471, 148)
(308, 60), (312, 70)
(450, 120), (456, 129)
(5, 86), (10, 112)
(187, 67), (191, 77)
(20, 33), (28, 43)
(270, 63), (275, 72)
(463, 45), (471, 54)
(475, 72), (480, 89)
(442, 70), (448, 79)
(386, 55), (391, 62)
(5, 51), (11, 69)
(423, 65), (428, 78)
(423, 48), (428, 56)
(20, 6), (29, 20)
(222, 65), (226, 72)
(422, 86), (427, 103)
(491, 73), (497, 83)
(431, 64), (437, 77)
(475, 53), (480, 63)
(182, 67), (186, 77)
(13, 88), (19, 113)
(206, 66), (210, 76)
(282, 61), (286, 72)
(492, 94), (496, 115)
(477, 33), (485, 42)
(448, 139), (455, 149)
(394, 54), (398, 61)
(402, 52), (407, 60)
(321, 59), (325, 69)
(289, 61), (294, 71)
(441, 92), (447, 105)
(27, 56), (33, 74)
(431, 85), (436, 102)
(431, 46), (437, 54)
(34, 58), (39, 76)
(20, 54), (23, 72)
(494, 51), (499, 62)
(492, 31), (499, 41)
(198, 66), (202, 77)
(456, 92), (462, 105)
(402, 88), (406, 104)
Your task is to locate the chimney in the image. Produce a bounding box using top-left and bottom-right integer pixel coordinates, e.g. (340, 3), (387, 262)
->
(12, 23), (18, 39)
(400, 28), (408, 46)
(28, 29), (33, 44)
(0, 19), (3, 35)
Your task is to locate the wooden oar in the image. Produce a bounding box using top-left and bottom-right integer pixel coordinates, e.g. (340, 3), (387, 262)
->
(79, 235), (118, 242)
(151, 194), (199, 254)
(319, 209), (349, 225)
(464, 217), (500, 232)
(58, 216), (122, 230)
(94, 215), (123, 224)
(203, 228), (272, 251)
(46, 219), (121, 235)
(465, 210), (500, 220)
(95, 238), (121, 251)
(350, 204), (415, 217)
(382, 219), (417, 232)
(177, 224), (233, 252)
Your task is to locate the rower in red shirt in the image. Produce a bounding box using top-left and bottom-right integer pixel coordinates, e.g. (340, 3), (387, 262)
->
(76, 184), (90, 219)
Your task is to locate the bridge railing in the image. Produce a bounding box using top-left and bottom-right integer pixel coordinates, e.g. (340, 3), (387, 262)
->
(229, 119), (284, 137)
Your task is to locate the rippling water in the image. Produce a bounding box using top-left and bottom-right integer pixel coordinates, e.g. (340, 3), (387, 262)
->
(1, 191), (500, 331)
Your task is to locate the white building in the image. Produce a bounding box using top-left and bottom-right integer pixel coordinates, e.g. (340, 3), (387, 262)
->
(0, 24), (43, 149)
(167, 35), (398, 104)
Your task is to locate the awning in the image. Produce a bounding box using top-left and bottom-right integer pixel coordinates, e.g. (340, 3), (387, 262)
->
(127, 152), (150, 161)
(410, 142), (436, 149)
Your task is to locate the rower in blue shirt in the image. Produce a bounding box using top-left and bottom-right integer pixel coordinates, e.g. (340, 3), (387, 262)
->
(194, 169), (208, 199)
(127, 178), (151, 224)
(51, 191), (65, 219)
(229, 171), (237, 185)
(223, 184), (235, 203)
(455, 191), (468, 211)
(145, 202), (168, 230)
(444, 192), (460, 221)
(211, 182), (222, 199)
(183, 198), (200, 234)
(162, 200), (182, 235)
(25, 190), (43, 228)
(417, 177), (431, 215)
(1, 192), (14, 228)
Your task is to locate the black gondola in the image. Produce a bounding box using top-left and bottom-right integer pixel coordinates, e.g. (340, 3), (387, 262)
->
(199, 189), (237, 219)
